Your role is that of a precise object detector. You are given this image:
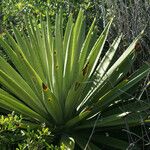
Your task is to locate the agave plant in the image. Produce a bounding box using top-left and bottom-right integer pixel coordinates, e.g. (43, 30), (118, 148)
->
(0, 9), (150, 149)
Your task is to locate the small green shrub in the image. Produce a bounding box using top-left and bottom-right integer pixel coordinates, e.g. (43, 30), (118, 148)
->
(0, 112), (22, 145)
(0, 112), (59, 149)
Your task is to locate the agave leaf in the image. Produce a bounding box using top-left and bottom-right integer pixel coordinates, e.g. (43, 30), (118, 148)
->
(0, 70), (41, 110)
(36, 18), (50, 84)
(0, 89), (48, 123)
(78, 18), (96, 74)
(92, 135), (131, 150)
(0, 36), (35, 89)
(64, 18), (113, 119)
(90, 63), (150, 115)
(25, 16), (53, 86)
(26, 17), (47, 82)
(65, 110), (90, 128)
(52, 9), (64, 99)
(77, 112), (147, 130)
(78, 34), (124, 109)
(0, 56), (47, 112)
(42, 83), (63, 124)
(82, 53), (135, 109)
(101, 30), (144, 82)
(62, 10), (86, 103)
(42, 21), (53, 90)
(95, 34), (122, 81)
(11, 25), (30, 61)
(0, 31), (44, 99)
(62, 14), (74, 106)
(46, 12), (54, 91)
(84, 18), (113, 78)
(69, 9), (85, 82)
(0, 33), (63, 124)
(102, 100), (150, 117)
(83, 30), (144, 106)
(12, 25), (46, 83)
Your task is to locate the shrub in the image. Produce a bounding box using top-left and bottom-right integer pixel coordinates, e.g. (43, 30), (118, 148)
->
(0, 112), (59, 149)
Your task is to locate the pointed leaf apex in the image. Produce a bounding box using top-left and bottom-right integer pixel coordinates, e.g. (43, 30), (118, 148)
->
(140, 29), (145, 35)
(110, 16), (114, 22)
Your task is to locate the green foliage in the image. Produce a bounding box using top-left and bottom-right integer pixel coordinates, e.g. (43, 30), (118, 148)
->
(17, 125), (52, 150)
(0, 112), (59, 149)
(0, 0), (103, 31)
(0, 112), (21, 131)
(0, 112), (22, 145)
(0, 9), (150, 149)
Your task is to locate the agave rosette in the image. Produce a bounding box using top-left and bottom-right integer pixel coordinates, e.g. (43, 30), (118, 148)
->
(0, 10), (150, 149)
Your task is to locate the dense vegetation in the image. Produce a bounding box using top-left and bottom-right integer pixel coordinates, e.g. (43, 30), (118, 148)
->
(0, 0), (150, 149)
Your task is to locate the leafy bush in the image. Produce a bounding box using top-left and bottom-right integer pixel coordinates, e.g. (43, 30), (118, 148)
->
(0, 0), (106, 34)
(0, 112), (22, 146)
(0, 112), (60, 149)
(0, 9), (150, 149)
